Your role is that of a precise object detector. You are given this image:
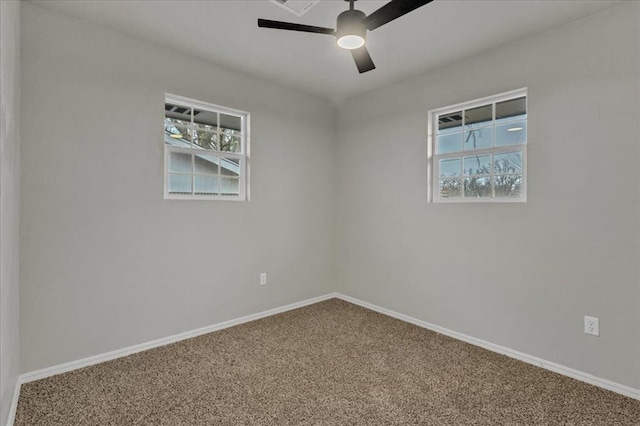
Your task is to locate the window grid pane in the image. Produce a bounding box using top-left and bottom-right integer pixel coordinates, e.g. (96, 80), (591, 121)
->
(432, 90), (526, 202)
(168, 173), (193, 194)
(165, 95), (248, 200)
(463, 176), (492, 198)
(439, 178), (461, 198)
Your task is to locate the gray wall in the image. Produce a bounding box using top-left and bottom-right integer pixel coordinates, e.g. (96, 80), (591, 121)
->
(0, 0), (21, 424)
(335, 2), (640, 389)
(20, 3), (337, 373)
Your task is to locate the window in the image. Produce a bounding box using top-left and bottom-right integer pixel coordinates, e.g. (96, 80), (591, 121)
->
(164, 94), (249, 200)
(429, 89), (527, 202)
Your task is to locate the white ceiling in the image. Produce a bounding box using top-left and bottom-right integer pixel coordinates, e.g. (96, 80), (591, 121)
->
(31, 0), (624, 103)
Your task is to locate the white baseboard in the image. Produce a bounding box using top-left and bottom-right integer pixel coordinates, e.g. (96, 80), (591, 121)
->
(334, 293), (640, 401)
(16, 290), (639, 412)
(6, 380), (21, 426)
(19, 293), (338, 385)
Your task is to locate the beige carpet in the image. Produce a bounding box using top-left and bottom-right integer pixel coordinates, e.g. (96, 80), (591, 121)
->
(15, 299), (640, 425)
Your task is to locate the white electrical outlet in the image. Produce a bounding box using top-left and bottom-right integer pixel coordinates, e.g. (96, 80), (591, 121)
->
(260, 273), (267, 286)
(584, 316), (599, 336)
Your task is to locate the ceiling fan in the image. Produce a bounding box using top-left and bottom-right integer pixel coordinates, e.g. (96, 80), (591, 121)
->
(258, 0), (434, 74)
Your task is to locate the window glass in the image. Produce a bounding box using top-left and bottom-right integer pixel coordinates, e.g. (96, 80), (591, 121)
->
(496, 121), (526, 146)
(494, 151), (522, 174)
(463, 177), (492, 198)
(430, 90), (527, 202)
(439, 158), (461, 178)
(463, 155), (491, 176)
(465, 104), (492, 128)
(496, 97), (526, 120)
(164, 95), (248, 200)
(194, 175), (218, 195)
(168, 152), (192, 173)
(463, 127), (492, 151)
(439, 179), (461, 198)
(437, 111), (463, 154)
(168, 174), (192, 194)
(437, 131), (462, 154)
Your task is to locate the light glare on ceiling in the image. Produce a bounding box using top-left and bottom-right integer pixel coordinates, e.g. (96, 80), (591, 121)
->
(507, 127), (523, 132)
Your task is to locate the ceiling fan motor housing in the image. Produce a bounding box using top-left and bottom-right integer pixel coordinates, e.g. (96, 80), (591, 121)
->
(336, 9), (367, 44)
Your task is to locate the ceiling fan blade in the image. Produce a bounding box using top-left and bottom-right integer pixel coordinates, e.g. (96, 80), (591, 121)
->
(351, 46), (376, 74)
(363, 0), (434, 31)
(258, 19), (335, 35)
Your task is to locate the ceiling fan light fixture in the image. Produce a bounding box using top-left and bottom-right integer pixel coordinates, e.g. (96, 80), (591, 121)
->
(258, 0), (435, 73)
(337, 34), (365, 50)
(336, 9), (367, 50)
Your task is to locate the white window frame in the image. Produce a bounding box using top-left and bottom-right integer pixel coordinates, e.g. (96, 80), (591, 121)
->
(164, 93), (250, 201)
(428, 88), (528, 203)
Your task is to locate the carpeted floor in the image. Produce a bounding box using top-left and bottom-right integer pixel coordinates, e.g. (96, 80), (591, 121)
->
(15, 299), (640, 425)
